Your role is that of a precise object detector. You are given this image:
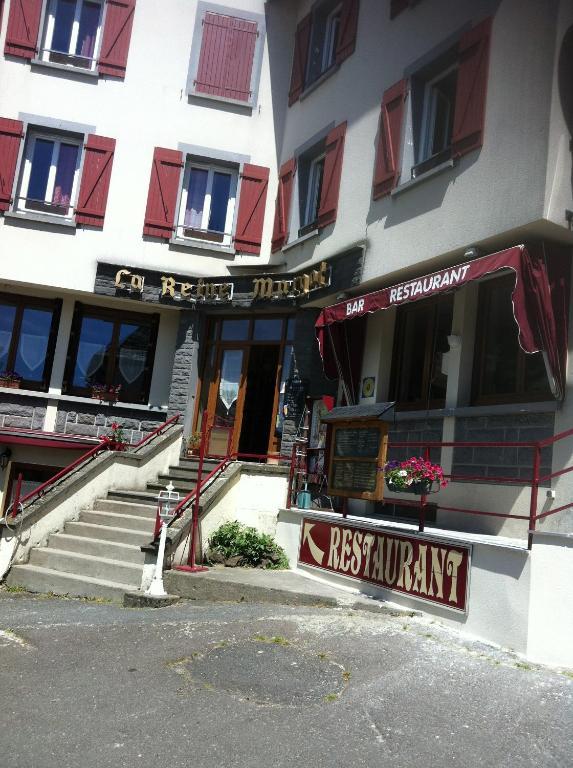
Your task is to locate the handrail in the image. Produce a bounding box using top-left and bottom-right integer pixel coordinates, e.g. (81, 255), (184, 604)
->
(4, 414), (181, 519)
(287, 423), (573, 550)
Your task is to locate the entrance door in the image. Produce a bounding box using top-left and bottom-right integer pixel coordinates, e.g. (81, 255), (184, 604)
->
(238, 345), (280, 457)
(207, 347), (246, 456)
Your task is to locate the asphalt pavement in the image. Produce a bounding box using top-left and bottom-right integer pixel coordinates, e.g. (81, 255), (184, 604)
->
(0, 593), (571, 768)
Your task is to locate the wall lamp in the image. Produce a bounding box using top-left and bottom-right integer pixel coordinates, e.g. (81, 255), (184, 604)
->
(0, 448), (12, 470)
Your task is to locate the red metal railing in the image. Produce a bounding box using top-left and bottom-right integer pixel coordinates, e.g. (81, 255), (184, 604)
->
(287, 427), (573, 550)
(5, 413), (181, 519)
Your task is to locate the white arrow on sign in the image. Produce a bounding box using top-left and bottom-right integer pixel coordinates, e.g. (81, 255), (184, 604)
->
(302, 523), (325, 565)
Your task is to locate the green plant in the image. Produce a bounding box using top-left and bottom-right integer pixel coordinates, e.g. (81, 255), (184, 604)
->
(208, 520), (289, 569)
(187, 431), (202, 450)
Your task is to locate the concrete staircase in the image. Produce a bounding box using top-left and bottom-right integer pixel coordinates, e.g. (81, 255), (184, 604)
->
(7, 456), (222, 601)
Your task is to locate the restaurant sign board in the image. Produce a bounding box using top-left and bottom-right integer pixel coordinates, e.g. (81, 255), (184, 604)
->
(298, 518), (471, 612)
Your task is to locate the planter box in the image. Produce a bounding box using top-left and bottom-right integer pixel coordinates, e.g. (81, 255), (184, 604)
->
(0, 379), (21, 389)
(386, 478), (438, 495)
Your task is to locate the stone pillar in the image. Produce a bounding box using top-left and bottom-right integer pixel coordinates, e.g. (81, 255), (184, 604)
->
(167, 311), (202, 435)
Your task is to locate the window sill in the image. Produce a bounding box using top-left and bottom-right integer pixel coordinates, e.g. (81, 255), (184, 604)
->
(31, 57), (99, 78)
(187, 90), (254, 112)
(391, 158), (454, 197)
(169, 236), (236, 256)
(390, 401), (560, 421)
(300, 64), (340, 102)
(3, 210), (76, 229)
(0, 386), (48, 398)
(57, 393), (169, 412)
(282, 228), (320, 252)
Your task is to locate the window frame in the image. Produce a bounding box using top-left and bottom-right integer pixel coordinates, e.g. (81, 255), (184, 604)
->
(176, 159), (239, 247)
(0, 293), (61, 392)
(389, 294), (454, 411)
(302, 152), (326, 231)
(419, 63), (457, 166)
(305, 0), (343, 90)
(40, 0), (104, 72)
(186, 3), (267, 109)
(16, 129), (83, 220)
(471, 275), (552, 406)
(63, 304), (159, 405)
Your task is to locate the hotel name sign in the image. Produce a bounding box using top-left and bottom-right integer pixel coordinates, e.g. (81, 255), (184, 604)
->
(113, 261), (330, 305)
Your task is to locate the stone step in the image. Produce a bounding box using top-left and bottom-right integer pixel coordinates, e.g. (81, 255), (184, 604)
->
(165, 467), (203, 481)
(178, 457), (221, 468)
(107, 489), (161, 505)
(92, 498), (158, 519)
(80, 510), (156, 533)
(147, 480), (196, 494)
(48, 533), (145, 565)
(30, 548), (142, 587)
(6, 564), (133, 602)
(64, 521), (152, 547)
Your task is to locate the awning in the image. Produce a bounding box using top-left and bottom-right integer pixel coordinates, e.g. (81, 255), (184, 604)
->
(316, 245), (569, 401)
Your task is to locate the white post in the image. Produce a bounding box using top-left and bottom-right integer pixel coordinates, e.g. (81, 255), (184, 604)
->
(145, 521), (169, 597)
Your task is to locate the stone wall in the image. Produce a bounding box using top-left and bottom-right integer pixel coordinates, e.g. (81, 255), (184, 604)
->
(387, 417), (445, 464)
(55, 403), (166, 444)
(167, 311), (201, 427)
(452, 412), (555, 483)
(0, 394), (46, 431)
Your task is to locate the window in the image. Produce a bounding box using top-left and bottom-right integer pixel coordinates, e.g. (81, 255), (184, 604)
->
(301, 153), (325, 232)
(409, 50), (458, 177)
(472, 276), (551, 405)
(176, 160), (238, 246)
(16, 130), (82, 218)
(390, 295), (453, 409)
(289, 0), (359, 105)
(306, 1), (342, 86)
(64, 306), (159, 404)
(0, 295), (61, 391)
(188, 6), (265, 107)
(40, 0), (103, 70)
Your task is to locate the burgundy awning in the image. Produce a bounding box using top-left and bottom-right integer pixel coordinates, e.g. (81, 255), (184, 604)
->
(316, 245), (568, 400)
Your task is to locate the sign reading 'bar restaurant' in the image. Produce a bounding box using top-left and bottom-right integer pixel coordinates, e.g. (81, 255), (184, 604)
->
(298, 518), (471, 612)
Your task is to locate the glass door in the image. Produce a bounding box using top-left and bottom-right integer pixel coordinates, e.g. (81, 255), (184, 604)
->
(206, 347), (246, 455)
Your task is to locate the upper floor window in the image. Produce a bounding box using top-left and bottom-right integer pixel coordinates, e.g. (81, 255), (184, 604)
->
(176, 160), (238, 246)
(0, 119), (116, 229)
(3, 0), (135, 79)
(372, 18), (492, 199)
(0, 294), (61, 391)
(40, 0), (103, 71)
(17, 130), (82, 218)
(187, 5), (265, 108)
(64, 304), (159, 404)
(289, 0), (359, 105)
(472, 276), (551, 405)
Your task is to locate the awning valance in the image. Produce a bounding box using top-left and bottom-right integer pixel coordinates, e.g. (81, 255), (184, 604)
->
(316, 245), (569, 401)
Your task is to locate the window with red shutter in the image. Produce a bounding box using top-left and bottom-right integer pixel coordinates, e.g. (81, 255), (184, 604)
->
(234, 164), (270, 255)
(373, 79), (407, 198)
(76, 135), (116, 228)
(188, 6), (265, 108)
(36, 0), (106, 72)
(289, 0), (359, 106)
(317, 122), (346, 228)
(98, 0), (136, 78)
(0, 119), (24, 212)
(271, 159), (295, 253)
(143, 148), (184, 240)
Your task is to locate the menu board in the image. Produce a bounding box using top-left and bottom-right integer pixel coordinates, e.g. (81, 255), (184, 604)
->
(327, 420), (388, 501)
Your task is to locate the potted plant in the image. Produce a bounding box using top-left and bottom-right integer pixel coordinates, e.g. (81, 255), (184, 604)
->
(383, 457), (448, 495)
(89, 383), (121, 404)
(185, 431), (202, 457)
(90, 383), (105, 400)
(99, 422), (127, 451)
(0, 371), (23, 389)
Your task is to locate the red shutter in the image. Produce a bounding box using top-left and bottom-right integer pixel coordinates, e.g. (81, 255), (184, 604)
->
(0, 118), (24, 212)
(288, 13), (311, 106)
(4, 0), (42, 59)
(234, 164), (269, 255)
(75, 135), (115, 228)
(335, 0), (359, 64)
(143, 148), (183, 240)
(271, 158), (295, 253)
(98, 0), (136, 78)
(317, 122), (347, 228)
(373, 79), (407, 199)
(195, 12), (258, 102)
(452, 17), (492, 159)
(390, 0), (410, 19)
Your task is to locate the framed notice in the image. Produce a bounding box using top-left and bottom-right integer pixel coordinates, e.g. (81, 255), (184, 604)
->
(327, 419), (388, 501)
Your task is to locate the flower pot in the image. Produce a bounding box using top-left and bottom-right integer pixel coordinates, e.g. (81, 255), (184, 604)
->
(0, 379), (21, 389)
(186, 447), (199, 457)
(386, 478), (437, 495)
(106, 441), (126, 452)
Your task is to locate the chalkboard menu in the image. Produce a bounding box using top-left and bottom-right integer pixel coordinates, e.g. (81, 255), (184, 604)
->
(328, 419), (388, 501)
